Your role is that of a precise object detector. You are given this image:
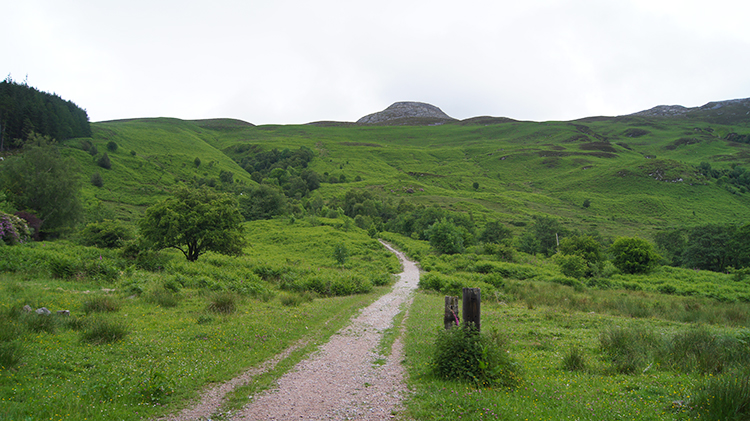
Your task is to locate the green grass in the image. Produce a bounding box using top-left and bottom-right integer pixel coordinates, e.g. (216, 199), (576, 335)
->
(401, 291), (749, 420)
(59, 115), (750, 240)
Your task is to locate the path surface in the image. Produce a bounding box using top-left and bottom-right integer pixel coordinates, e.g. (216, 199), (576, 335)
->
(158, 242), (420, 421)
(231, 241), (419, 420)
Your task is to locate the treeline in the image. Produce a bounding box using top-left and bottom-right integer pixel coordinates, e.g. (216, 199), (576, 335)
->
(656, 224), (750, 272)
(0, 77), (91, 150)
(225, 145), (321, 199)
(697, 162), (750, 194)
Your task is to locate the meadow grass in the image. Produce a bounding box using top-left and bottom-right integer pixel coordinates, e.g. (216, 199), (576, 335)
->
(402, 291), (749, 420)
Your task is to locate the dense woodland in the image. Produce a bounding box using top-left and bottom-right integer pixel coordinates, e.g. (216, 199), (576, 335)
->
(0, 77), (91, 151)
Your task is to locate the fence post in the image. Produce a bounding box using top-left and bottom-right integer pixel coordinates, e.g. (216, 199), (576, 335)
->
(444, 296), (460, 329)
(462, 287), (481, 332)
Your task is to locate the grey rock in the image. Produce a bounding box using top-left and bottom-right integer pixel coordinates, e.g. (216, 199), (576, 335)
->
(36, 307), (51, 315)
(357, 102), (455, 124)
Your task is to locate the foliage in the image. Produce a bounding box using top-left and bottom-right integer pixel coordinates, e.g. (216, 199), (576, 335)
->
(332, 244), (349, 265)
(557, 235), (603, 277)
(478, 220), (513, 244)
(139, 186), (245, 262)
(0, 211), (30, 245)
(609, 236), (660, 274)
(426, 218), (465, 255)
(79, 219), (133, 248)
(518, 216), (567, 257)
(238, 184), (287, 220)
(561, 346), (587, 371)
(206, 291), (240, 314)
(553, 253), (588, 279)
(83, 295), (122, 314)
(97, 152), (112, 169)
(0, 133), (83, 236)
(432, 326), (521, 387)
(90, 171), (104, 187)
(106, 141), (118, 152)
(0, 77), (91, 150)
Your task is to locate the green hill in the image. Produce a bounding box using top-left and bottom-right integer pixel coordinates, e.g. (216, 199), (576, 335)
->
(60, 104), (750, 240)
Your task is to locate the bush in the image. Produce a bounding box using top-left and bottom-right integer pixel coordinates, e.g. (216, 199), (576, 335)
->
(90, 172), (104, 187)
(0, 212), (31, 245)
(79, 220), (133, 248)
(106, 141), (118, 152)
(333, 244), (349, 265)
(609, 237), (660, 274)
(48, 253), (80, 279)
(553, 253), (587, 279)
(97, 153), (112, 169)
(433, 326), (521, 387)
(427, 219), (465, 255)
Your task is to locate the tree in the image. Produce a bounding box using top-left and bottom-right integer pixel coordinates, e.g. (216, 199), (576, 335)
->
(681, 224), (734, 272)
(106, 141), (118, 152)
(609, 237), (660, 274)
(558, 235), (603, 277)
(478, 220), (513, 244)
(0, 133), (82, 237)
(238, 184), (287, 220)
(427, 218), (465, 254)
(90, 172), (104, 187)
(139, 186), (246, 262)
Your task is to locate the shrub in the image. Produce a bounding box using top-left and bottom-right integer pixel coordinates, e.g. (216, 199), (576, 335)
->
(553, 253), (587, 279)
(0, 212), (31, 245)
(427, 219), (465, 255)
(80, 318), (129, 344)
(333, 244), (349, 265)
(106, 141), (118, 152)
(90, 172), (104, 187)
(97, 152), (112, 169)
(79, 220), (133, 248)
(433, 326), (521, 387)
(609, 237), (660, 274)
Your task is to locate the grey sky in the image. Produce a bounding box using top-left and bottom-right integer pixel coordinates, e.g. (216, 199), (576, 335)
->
(4, 0), (749, 124)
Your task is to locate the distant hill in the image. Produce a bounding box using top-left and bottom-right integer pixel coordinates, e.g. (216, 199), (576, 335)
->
(627, 97), (750, 125)
(356, 102), (456, 125)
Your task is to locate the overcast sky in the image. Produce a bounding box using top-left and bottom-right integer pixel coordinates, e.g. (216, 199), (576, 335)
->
(4, 0), (750, 125)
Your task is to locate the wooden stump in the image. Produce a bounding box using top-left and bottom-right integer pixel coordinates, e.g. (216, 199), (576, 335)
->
(444, 296), (460, 329)
(462, 287), (481, 331)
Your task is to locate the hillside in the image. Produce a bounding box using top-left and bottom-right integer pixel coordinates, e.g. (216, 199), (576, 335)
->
(58, 99), (750, 240)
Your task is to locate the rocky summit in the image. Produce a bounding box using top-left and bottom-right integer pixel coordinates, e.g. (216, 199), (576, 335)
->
(357, 102), (456, 125)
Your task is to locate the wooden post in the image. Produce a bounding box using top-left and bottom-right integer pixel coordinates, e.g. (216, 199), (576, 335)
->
(444, 296), (460, 329)
(462, 287), (481, 332)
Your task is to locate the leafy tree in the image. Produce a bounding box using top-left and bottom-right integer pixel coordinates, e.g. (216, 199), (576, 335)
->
(558, 235), (603, 277)
(106, 141), (118, 152)
(194, 157), (201, 168)
(655, 229), (687, 266)
(609, 237), (660, 274)
(427, 218), (465, 254)
(238, 184), (287, 220)
(520, 216), (567, 256)
(0, 133), (82, 237)
(139, 186), (245, 262)
(219, 170), (234, 184)
(681, 225), (734, 272)
(472, 181), (479, 190)
(333, 244), (349, 265)
(582, 198), (591, 208)
(478, 221), (513, 244)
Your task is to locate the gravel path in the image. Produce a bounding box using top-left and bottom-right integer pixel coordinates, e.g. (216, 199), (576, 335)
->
(158, 241), (419, 421)
(231, 241), (419, 420)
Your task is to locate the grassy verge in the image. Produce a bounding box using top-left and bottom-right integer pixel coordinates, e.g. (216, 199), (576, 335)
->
(402, 291), (749, 420)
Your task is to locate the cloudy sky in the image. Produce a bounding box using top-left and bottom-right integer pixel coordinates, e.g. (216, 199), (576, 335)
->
(4, 0), (750, 124)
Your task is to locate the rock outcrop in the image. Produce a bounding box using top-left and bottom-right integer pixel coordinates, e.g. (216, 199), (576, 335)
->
(357, 102), (456, 125)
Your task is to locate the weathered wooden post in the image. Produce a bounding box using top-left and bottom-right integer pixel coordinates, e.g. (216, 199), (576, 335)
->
(462, 287), (481, 331)
(444, 296), (460, 329)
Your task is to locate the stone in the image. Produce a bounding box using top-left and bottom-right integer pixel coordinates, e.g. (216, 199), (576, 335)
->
(23, 305), (33, 312)
(57, 310), (70, 316)
(36, 307), (51, 315)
